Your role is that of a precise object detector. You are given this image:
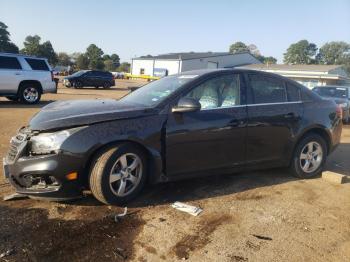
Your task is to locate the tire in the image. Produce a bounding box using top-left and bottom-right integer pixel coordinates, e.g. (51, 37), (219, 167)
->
(89, 143), (147, 205)
(18, 84), (41, 104)
(103, 82), (111, 89)
(5, 96), (19, 102)
(74, 81), (83, 89)
(290, 134), (327, 179)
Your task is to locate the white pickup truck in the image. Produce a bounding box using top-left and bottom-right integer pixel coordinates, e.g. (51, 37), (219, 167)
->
(0, 53), (57, 104)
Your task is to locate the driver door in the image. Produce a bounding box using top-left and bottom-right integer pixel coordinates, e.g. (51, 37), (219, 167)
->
(165, 73), (247, 177)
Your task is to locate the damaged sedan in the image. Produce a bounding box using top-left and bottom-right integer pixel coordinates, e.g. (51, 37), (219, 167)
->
(3, 69), (342, 205)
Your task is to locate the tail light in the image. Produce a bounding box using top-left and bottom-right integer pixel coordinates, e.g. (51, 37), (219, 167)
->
(336, 105), (343, 119)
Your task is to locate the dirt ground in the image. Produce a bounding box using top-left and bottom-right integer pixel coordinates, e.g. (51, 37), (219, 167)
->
(0, 81), (349, 262)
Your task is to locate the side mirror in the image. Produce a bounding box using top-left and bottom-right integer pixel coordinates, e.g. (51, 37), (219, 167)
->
(172, 97), (201, 113)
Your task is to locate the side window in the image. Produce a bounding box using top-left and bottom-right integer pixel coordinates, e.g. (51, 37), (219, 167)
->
(25, 58), (49, 71)
(185, 74), (240, 109)
(248, 74), (286, 104)
(286, 82), (301, 102)
(0, 56), (22, 70)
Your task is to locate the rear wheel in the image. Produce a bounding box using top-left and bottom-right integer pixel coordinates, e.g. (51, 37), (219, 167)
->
(103, 82), (111, 89)
(89, 143), (147, 205)
(18, 84), (41, 104)
(290, 134), (327, 178)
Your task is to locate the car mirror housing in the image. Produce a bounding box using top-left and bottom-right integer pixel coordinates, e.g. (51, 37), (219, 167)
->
(172, 97), (201, 113)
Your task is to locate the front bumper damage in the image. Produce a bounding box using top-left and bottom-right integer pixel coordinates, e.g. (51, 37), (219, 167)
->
(3, 128), (84, 200)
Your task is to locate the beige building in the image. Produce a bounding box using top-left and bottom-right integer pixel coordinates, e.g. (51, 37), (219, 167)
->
(242, 64), (350, 89)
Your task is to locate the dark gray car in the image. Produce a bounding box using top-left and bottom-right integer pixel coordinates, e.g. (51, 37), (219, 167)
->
(312, 85), (350, 123)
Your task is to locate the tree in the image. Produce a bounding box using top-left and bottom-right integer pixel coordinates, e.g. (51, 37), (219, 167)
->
(21, 35), (57, 65)
(283, 40), (318, 64)
(104, 59), (116, 71)
(117, 62), (130, 72)
(0, 21), (19, 53)
(317, 41), (350, 65)
(76, 54), (89, 70)
(57, 52), (72, 66)
(110, 53), (120, 67)
(85, 44), (104, 70)
(229, 41), (249, 54)
(256, 55), (277, 65)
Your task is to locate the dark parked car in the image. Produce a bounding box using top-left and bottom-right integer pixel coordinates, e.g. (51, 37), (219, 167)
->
(63, 70), (115, 89)
(312, 85), (350, 123)
(3, 69), (342, 205)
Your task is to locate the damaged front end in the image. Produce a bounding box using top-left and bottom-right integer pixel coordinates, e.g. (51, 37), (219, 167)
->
(3, 126), (85, 200)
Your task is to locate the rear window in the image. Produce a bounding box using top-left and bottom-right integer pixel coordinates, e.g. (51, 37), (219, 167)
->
(0, 56), (22, 70)
(248, 74), (287, 104)
(25, 58), (49, 71)
(286, 83), (301, 102)
(313, 87), (348, 98)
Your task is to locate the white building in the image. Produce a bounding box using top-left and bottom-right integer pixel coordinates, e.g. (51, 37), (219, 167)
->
(242, 64), (350, 89)
(131, 52), (261, 76)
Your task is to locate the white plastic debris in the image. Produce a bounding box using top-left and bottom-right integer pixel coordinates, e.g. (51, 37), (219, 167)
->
(3, 193), (28, 201)
(171, 202), (203, 216)
(114, 207), (128, 222)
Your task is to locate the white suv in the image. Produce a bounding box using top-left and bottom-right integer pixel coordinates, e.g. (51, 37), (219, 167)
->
(0, 53), (57, 104)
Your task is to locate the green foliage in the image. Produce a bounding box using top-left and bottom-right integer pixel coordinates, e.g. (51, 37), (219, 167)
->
(76, 54), (89, 70)
(283, 40), (317, 64)
(57, 52), (72, 66)
(229, 41), (249, 54)
(85, 44), (104, 70)
(256, 55), (277, 64)
(0, 21), (19, 53)
(317, 41), (350, 65)
(104, 59), (116, 71)
(21, 35), (58, 65)
(117, 62), (130, 72)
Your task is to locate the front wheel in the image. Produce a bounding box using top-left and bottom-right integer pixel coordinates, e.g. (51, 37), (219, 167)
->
(89, 143), (147, 205)
(290, 134), (327, 178)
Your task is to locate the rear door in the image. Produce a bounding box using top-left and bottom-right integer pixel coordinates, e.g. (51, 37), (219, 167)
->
(165, 72), (247, 177)
(245, 73), (303, 165)
(0, 55), (22, 94)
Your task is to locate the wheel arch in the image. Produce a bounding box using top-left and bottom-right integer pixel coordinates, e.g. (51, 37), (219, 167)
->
(290, 126), (332, 166)
(18, 80), (43, 94)
(82, 139), (163, 189)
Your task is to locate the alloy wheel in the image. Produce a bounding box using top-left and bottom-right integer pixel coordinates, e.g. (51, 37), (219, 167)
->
(23, 87), (39, 103)
(109, 153), (143, 197)
(299, 141), (323, 173)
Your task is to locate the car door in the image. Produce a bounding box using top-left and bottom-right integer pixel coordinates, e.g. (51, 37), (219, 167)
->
(82, 71), (94, 86)
(0, 55), (23, 94)
(245, 73), (303, 165)
(165, 73), (247, 177)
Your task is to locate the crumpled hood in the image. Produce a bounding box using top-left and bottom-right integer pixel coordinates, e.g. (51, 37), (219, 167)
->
(29, 99), (153, 131)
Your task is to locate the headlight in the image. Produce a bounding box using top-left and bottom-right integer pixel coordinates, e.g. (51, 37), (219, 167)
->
(30, 127), (85, 155)
(339, 103), (348, 108)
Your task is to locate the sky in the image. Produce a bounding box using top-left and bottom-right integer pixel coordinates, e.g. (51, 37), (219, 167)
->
(1, 0), (350, 63)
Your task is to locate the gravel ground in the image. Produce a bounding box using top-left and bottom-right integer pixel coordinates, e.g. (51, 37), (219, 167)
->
(0, 81), (349, 262)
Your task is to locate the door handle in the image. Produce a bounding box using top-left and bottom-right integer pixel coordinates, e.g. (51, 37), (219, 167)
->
(284, 112), (296, 119)
(15, 73), (21, 75)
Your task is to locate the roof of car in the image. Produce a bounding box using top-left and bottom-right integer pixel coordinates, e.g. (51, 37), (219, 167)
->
(0, 52), (47, 60)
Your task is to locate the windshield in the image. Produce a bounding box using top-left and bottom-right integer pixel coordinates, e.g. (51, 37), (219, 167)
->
(70, 70), (86, 77)
(313, 87), (348, 98)
(120, 74), (198, 107)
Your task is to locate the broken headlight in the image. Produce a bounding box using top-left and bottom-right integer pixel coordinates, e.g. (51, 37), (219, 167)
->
(30, 127), (85, 155)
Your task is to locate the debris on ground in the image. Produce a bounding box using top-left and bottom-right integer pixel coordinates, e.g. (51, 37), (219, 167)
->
(0, 249), (15, 258)
(322, 171), (348, 184)
(3, 193), (28, 201)
(171, 202), (203, 216)
(114, 207), (128, 222)
(252, 234), (272, 241)
(113, 247), (127, 260)
(159, 217), (166, 222)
